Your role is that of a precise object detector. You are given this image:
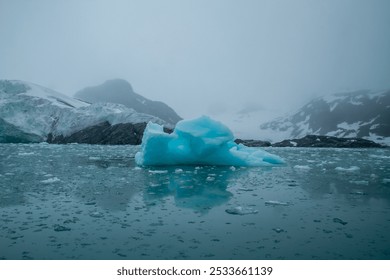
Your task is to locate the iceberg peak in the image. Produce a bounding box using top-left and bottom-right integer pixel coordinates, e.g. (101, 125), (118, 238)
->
(135, 116), (284, 166)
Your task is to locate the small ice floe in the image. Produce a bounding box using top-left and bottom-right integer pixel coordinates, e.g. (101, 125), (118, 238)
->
(18, 152), (35, 156)
(369, 155), (390, 159)
(148, 170), (168, 174)
(89, 211), (104, 218)
(333, 218), (348, 225)
(174, 168), (183, 173)
(335, 166), (360, 172)
(206, 176), (215, 182)
(133, 166), (142, 170)
(272, 228), (285, 233)
(41, 177), (61, 184)
(225, 206), (258, 215)
(88, 156), (101, 160)
(53, 224), (71, 232)
(349, 180), (369, 186)
(229, 166), (236, 171)
(265, 200), (289, 206)
(238, 187), (254, 192)
(294, 165), (311, 170)
(350, 190), (367, 195)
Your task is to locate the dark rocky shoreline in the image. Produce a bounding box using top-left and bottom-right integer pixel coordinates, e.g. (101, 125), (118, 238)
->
(46, 121), (173, 145)
(1, 120), (386, 148)
(48, 121), (385, 148)
(236, 135), (385, 148)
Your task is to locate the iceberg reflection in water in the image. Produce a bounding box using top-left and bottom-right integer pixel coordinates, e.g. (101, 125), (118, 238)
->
(0, 144), (390, 259)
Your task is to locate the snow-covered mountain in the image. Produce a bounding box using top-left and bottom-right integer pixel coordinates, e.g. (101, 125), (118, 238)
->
(0, 80), (168, 143)
(74, 79), (182, 125)
(259, 90), (390, 145)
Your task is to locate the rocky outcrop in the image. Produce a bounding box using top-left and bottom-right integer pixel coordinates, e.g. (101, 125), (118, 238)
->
(272, 135), (383, 148)
(234, 139), (271, 147)
(47, 121), (173, 145)
(47, 121), (145, 145)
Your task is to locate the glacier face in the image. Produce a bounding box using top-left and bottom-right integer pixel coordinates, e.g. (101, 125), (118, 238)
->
(135, 116), (284, 166)
(0, 80), (167, 143)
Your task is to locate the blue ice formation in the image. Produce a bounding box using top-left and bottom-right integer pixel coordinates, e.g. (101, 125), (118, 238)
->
(135, 116), (284, 166)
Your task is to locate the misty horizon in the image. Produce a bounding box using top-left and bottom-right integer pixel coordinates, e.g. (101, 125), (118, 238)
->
(1, 0), (390, 122)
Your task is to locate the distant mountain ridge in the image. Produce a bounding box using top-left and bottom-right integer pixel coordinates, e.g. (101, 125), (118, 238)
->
(259, 90), (390, 145)
(74, 79), (182, 124)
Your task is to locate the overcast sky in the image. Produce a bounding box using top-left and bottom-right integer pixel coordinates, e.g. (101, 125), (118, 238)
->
(1, 0), (390, 121)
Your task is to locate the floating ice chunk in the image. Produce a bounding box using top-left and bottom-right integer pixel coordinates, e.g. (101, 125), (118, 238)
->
(350, 190), (366, 195)
(273, 228), (285, 233)
(206, 176), (215, 182)
(265, 200), (289, 206)
(294, 165), (311, 170)
(89, 211), (104, 218)
(88, 156), (101, 160)
(41, 177), (61, 184)
(225, 206), (258, 215)
(148, 170), (168, 174)
(174, 168), (183, 173)
(53, 224), (71, 232)
(135, 116), (284, 166)
(333, 218), (348, 225)
(349, 180), (369, 186)
(335, 166), (360, 172)
(18, 152), (35, 156)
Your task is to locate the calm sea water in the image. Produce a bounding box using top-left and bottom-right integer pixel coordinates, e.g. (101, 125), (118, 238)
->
(0, 143), (389, 260)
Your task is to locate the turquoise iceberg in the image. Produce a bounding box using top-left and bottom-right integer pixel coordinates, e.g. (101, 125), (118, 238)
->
(135, 116), (284, 166)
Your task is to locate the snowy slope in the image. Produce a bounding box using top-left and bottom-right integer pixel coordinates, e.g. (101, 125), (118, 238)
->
(0, 80), (167, 142)
(259, 90), (390, 145)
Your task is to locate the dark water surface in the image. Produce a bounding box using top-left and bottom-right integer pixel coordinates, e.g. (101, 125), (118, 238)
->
(1, 143), (389, 259)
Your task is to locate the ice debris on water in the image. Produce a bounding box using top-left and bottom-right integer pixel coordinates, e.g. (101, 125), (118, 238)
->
(53, 224), (71, 232)
(350, 190), (367, 195)
(206, 176), (215, 182)
(293, 165), (311, 170)
(148, 170), (168, 174)
(333, 218), (348, 225)
(40, 177), (61, 184)
(335, 166), (360, 172)
(225, 206), (258, 215)
(89, 211), (104, 218)
(135, 116), (284, 166)
(265, 200), (289, 206)
(18, 152), (35, 156)
(349, 180), (369, 186)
